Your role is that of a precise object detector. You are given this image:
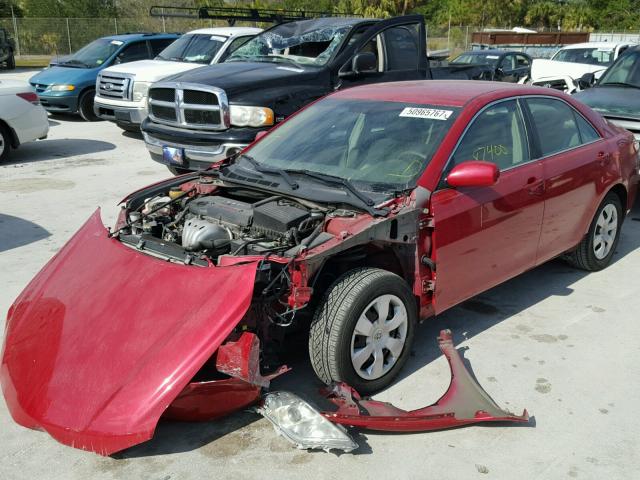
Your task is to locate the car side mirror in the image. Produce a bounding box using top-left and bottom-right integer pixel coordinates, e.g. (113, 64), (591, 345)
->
(447, 161), (499, 188)
(348, 52), (377, 76)
(578, 72), (596, 89)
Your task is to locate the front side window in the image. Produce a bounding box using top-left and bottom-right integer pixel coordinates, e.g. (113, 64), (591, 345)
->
(451, 100), (529, 171)
(244, 98), (459, 192)
(150, 38), (176, 56)
(227, 21), (352, 67)
(383, 24), (419, 71)
(117, 42), (149, 64)
(451, 53), (501, 67)
(526, 98), (586, 157)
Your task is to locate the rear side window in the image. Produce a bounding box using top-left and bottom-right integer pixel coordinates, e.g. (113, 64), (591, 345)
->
(575, 114), (600, 143)
(526, 98), (582, 157)
(451, 100), (529, 171)
(150, 38), (176, 56)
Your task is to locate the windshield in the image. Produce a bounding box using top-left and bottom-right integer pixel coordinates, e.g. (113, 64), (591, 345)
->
(227, 23), (351, 67)
(243, 98), (458, 194)
(157, 34), (226, 64)
(552, 47), (614, 66)
(451, 53), (500, 66)
(64, 38), (122, 68)
(599, 51), (640, 88)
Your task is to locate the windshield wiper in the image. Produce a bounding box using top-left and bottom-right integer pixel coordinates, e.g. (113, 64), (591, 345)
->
(61, 59), (90, 68)
(240, 154), (299, 190)
(599, 81), (640, 89)
(286, 169), (375, 207)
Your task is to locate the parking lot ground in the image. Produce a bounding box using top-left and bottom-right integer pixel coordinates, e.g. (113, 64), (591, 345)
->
(1, 69), (640, 480)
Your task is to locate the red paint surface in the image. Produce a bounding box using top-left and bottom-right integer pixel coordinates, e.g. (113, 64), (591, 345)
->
(1, 210), (258, 455)
(322, 330), (529, 432)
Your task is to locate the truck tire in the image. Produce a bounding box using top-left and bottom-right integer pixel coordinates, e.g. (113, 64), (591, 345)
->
(566, 192), (623, 271)
(78, 89), (99, 121)
(0, 123), (11, 161)
(309, 268), (416, 395)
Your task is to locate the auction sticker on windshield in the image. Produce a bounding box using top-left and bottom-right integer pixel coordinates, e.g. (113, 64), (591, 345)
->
(399, 108), (453, 120)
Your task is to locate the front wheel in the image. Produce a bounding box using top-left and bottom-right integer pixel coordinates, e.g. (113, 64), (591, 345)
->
(0, 124), (11, 161)
(78, 90), (99, 121)
(309, 268), (416, 395)
(566, 192), (623, 271)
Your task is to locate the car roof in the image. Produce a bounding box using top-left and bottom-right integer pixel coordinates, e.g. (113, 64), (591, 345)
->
(463, 49), (507, 55)
(560, 42), (631, 50)
(186, 27), (262, 37)
(333, 80), (558, 107)
(100, 32), (180, 42)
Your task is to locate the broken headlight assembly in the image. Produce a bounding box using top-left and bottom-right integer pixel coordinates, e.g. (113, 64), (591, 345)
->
(257, 391), (358, 453)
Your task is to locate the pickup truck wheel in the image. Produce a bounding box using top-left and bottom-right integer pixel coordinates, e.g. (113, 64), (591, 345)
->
(78, 90), (99, 121)
(309, 268), (416, 395)
(566, 192), (623, 271)
(0, 124), (11, 161)
(6, 53), (15, 70)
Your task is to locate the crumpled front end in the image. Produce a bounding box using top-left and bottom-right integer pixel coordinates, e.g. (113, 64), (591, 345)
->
(1, 210), (260, 455)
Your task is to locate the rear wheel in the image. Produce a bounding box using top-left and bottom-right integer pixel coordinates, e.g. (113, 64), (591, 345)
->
(309, 268), (416, 395)
(566, 192), (623, 271)
(78, 89), (99, 121)
(0, 124), (11, 162)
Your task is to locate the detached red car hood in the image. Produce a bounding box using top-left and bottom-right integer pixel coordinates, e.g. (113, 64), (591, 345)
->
(1, 210), (258, 455)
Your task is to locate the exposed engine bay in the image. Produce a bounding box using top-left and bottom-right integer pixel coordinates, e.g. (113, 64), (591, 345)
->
(116, 176), (327, 267)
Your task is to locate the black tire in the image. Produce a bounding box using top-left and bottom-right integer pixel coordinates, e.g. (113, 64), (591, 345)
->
(78, 89), (99, 121)
(0, 123), (11, 162)
(566, 192), (623, 271)
(167, 166), (191, 175)
(6, 53), (15, 70)
(309, 268), (416, 395)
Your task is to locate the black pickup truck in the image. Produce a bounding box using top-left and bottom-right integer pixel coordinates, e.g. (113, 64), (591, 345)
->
(140, 15), (463, 173)
(0, 28), (16, 70)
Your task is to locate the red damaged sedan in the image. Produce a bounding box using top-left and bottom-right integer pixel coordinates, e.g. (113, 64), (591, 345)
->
(2, 81), (638, 454)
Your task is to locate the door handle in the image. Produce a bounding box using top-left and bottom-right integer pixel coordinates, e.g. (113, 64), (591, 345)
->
(527, 181), (545, 196)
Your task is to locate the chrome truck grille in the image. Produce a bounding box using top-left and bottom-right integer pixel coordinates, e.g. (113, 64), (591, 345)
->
(97, 72), (133, 100)
(148, 82), (230, 131)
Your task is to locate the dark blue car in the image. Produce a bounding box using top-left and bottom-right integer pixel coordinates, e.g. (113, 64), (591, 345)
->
(29, 33), (180, 121)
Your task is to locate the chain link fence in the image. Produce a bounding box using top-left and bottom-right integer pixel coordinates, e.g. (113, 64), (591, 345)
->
(0, 17), (263, 57)
(2, 17), (639, 60)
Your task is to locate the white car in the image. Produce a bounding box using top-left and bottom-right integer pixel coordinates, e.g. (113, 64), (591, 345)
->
(530, 42), (635, 93)
(94, 27), (261, 131)
(0, 79), (49, 161)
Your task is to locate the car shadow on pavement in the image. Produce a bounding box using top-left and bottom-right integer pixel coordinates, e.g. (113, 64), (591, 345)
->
(2, 138), (116, 165)
(0, 214), (51, 252)
(116, 197), (640, 458)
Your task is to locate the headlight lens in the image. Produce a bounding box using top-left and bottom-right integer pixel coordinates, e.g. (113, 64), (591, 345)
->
(257, 391), (358, 452)
(50, 84), (75, 92)
(132, 81), (150, 102)
(230, 105), (274, 127)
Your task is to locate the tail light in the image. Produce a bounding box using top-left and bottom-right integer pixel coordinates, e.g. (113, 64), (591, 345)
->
(16, 92), (40, 105)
